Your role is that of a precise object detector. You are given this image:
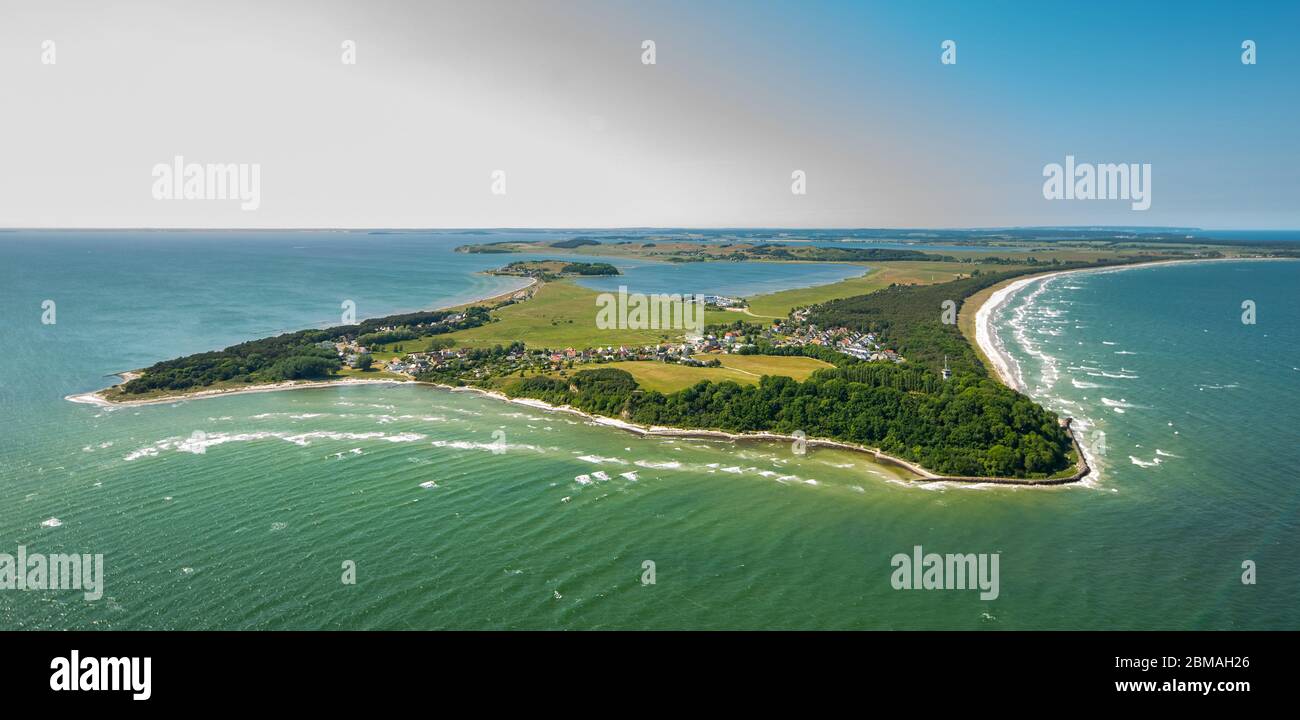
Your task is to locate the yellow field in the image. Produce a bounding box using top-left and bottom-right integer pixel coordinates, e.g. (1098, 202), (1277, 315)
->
(601, 354), (832, 393)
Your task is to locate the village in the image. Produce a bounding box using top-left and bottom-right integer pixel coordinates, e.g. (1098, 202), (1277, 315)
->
(327, 304), (905, 385)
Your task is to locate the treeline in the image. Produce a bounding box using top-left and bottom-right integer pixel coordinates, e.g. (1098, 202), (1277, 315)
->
(503, 366), (1074, 478)
(120, 306), (493, 394)
(559, 262), (619, 275)
(805, 258), (1166, 376)
(806, 270), (1048, 376)
(747, 245), (944, 262)
(549, 237), (602, 248)
(121, 329), (344, 392)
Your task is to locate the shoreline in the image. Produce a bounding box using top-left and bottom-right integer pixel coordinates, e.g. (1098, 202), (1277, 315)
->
(70, 372), (1088, 485)
(65, 276), (540, 408)
(443, 385), (1088, 486)
(442, 276), (538, 311)
(66, 377), (412, 408)
(972, 256), (1298, 484)
(974, 256), (1296, 390)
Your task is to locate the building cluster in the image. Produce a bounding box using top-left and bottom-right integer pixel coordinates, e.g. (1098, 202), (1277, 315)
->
(701, 294), (745, 308)
(339, 302), (908, 385)
(768, 315), (905, 364)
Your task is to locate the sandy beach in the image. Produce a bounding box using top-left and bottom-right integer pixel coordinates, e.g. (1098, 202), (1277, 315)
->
(971, 256), (1297, 486)
(973, 257), (1293, 392)
(66, 377), (412, 408)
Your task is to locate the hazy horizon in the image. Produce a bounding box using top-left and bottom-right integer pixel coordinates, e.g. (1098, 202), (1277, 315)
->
(3, 0), (1297, 228)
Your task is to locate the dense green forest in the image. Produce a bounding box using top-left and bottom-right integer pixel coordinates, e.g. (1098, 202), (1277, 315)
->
(549, 237), (603, 248)
(503, 366), (1074, 478)
(804, 258), (1164, 375)
(805, 272), (1019, 376)
(119, 306), (492, 394)
(560, 261), (620, 275)
(745, 245), (942, 262)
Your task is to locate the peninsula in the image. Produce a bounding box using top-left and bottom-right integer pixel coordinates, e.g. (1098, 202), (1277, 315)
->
(76, 231), (1294, 483)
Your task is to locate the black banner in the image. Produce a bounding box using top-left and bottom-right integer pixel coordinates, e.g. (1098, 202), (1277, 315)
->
(0, 631), (1285, 708)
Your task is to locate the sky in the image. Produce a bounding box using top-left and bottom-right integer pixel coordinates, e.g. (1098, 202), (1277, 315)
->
(0, 0), (1296, 229)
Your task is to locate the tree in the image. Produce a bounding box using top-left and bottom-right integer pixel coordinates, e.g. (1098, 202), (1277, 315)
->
(355, 353), (374, 370)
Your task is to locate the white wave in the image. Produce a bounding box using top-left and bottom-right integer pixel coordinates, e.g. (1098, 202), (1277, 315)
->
(123, 447), (160, 461)
(634, 460), (681, 470)
(1071, 378), (1103, 389)
(1129, 456), (1162, 468)
(574, 474), (593, 485)
(591, 471), (611, 481)
(419, 480), (438, 489)
(41, 517), (62, 528)
(286, 430), (425, 446)
(619, 471), (639, 482)
(430, 439), (540, 452)
(577, 454), (628, 465)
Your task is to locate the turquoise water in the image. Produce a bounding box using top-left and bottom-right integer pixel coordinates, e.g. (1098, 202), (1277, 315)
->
(1, 235), (1296, 629)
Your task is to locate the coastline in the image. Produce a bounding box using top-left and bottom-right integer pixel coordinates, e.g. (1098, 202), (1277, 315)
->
(64, 257), (1108, 484)
(66, 377), (412, 408)
(65, 276), (540, 408)
(81, 257), (1299, 484)
(974, 257), (1295, 390)
(441, 384), (1090, 486)
(971, 256), (1298, 484)
(67, 370), (1087, 485)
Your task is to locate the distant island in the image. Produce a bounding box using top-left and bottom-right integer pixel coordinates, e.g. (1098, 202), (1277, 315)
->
(490, 260), (620, 280)
(456, 238), (947, 264)
(77, 233), (1295, 483)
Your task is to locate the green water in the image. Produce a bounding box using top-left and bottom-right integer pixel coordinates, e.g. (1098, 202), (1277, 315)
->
(1, 234), (1296, 629)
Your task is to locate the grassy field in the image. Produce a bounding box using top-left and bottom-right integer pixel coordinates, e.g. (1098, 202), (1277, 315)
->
(736, 261), (1029, 319)
(598, 354), (832, 393)
(494, 354), (832, 393)
(436, 280), (683, 350)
